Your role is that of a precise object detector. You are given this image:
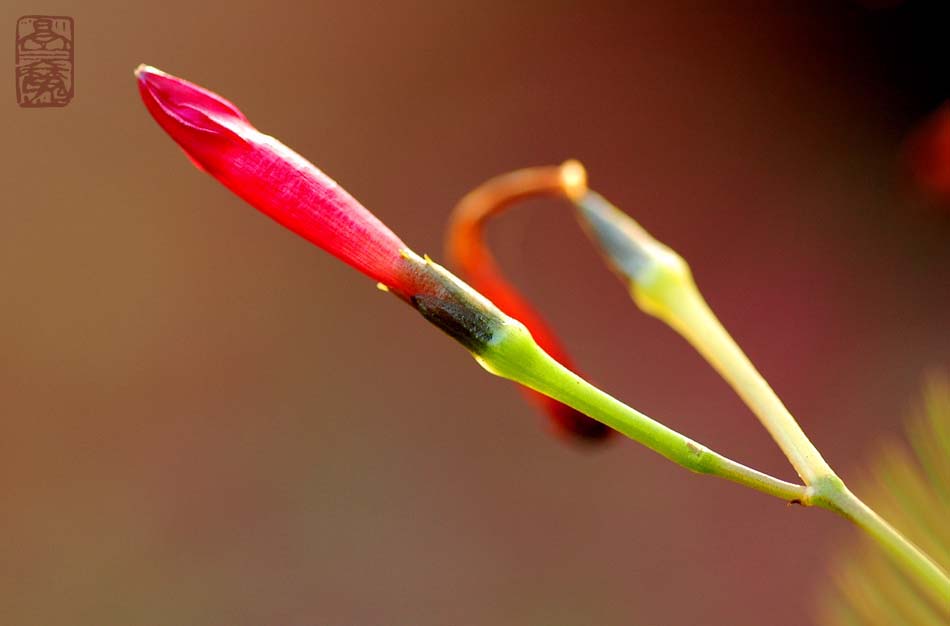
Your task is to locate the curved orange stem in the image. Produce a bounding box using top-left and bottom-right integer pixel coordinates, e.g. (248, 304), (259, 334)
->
(446, 163), (611, 442)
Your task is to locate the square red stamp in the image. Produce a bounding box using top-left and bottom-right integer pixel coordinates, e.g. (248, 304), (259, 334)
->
(15, 16), (74, 107)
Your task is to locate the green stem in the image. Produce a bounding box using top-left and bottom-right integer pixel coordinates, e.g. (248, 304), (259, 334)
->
(809, 477), (950, 614)
(629, 260), (950, 606)
(646, 278), (950, 610)
(570, 188), (950, 605)
(626, 251), (950, 607)
(477, 320), (807, 503)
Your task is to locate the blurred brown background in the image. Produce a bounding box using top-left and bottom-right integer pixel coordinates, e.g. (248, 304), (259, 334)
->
(2, 1), (948, 624)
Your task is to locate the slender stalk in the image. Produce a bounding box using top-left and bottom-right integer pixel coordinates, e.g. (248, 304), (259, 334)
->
(809, 478), (950, 614)
(477, 319), (807, 503)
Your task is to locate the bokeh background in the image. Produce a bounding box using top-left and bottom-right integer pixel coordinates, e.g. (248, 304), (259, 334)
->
(2, 1), (948, 624)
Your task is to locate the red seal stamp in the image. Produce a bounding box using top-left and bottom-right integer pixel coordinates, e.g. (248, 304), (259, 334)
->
(15, 16), (74, 107)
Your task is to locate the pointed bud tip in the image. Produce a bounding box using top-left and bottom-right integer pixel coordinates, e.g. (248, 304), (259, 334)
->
(134, 63), (160, 80)
(134, 64), (250, 134)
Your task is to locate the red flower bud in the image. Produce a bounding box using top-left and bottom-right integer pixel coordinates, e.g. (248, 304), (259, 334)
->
(137, 65), (609, 443)
(135, 64), (417, 292)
